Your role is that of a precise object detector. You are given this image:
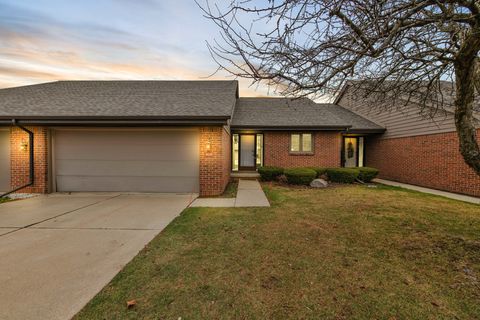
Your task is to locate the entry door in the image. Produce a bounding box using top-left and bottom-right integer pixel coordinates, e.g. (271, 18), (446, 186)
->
(240, 135), (256, 170)
(344, 137), (358, 168)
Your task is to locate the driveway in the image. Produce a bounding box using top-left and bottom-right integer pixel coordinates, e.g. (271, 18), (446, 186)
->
(0, 192), (196, 320)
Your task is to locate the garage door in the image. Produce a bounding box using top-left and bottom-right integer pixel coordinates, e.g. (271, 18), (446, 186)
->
(54, 130), (199, 193)
(0, 130), (10, 191)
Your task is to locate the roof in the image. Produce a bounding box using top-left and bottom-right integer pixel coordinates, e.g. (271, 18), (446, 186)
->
(0, 80), (383, 131)
(231, 97), (385, 132)
(334, 80), (480, 121)
(0, 80), (238, 121)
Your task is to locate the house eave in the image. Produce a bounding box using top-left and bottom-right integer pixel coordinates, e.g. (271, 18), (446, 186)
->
(0, 116), (230, 126)
(343, 128), (386, 134)
(231, 125), (351, 131)
(333, 83), (350, 104)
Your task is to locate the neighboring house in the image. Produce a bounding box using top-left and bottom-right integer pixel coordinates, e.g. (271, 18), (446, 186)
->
(0, 80), (383, 196)
(0, 80), (478, 198)
(335, 83), (480, 197)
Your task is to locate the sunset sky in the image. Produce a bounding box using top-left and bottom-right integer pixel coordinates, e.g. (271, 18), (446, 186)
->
(0, 0), (273, 96)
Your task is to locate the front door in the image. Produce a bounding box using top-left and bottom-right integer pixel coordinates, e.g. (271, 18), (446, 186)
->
(344, 137), (358, 168)
(239, 134), (256, 170)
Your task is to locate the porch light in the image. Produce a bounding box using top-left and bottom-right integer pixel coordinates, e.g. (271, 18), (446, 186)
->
(20, 140), (28, 152)
(205, 139), (212, 153)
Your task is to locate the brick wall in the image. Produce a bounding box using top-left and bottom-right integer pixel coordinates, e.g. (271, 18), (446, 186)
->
(366, 130), (480, 197)
(264, 131), (342, 168)
(10, 126), (49, 193)
(199, 126), (231, 196)
(8, 125), (230, 196)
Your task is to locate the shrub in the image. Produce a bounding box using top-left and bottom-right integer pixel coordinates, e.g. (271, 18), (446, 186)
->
(284, 168), (317, 185)
(308, 167), (328, 178)
(258, 166), (284, 181)
(326, 168), (360, 183)
(357, 167), (379, 182)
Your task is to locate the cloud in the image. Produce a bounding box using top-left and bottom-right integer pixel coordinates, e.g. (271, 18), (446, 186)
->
(0, 66), (62, 79)
(0, 0), (279, 97)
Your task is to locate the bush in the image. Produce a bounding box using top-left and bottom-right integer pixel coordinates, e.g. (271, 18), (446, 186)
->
(258, 166), (284, 181)
(307, 167), (328, 178)
(326, 168), (360, 183)
(357, 167), (379, 182)
(284, 168), (317, 185)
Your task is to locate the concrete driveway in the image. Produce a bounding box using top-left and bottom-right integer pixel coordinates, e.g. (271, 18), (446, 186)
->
(0, 192), (196, 320)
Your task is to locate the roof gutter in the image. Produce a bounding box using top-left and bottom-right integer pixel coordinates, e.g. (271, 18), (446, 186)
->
(0, 118), (229, 126)
(343, 128), (386, 134)
(0, 119), (34, 198)
(231, 125), (351, 131)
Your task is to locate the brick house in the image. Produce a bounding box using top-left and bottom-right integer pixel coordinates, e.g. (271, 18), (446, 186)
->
(0, 80), (478, 198)
(335, 83), (480, 197)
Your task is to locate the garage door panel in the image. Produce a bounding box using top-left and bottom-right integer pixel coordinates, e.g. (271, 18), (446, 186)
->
(56, 176), (199, 193)
(55, 130), (199, 193)
(56, 160), (199, 177)
(0, 130), (10, 191)
(55, 144), (198, 161)
(56, 131), (198, 146)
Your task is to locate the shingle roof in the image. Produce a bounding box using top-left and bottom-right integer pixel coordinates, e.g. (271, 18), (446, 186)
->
(231, 97), (384, 131)
(0, 80), (238, 119)
(334, 80), (480, 120)
(0, 81), (384, 130)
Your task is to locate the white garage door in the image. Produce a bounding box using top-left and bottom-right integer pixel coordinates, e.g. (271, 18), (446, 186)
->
(54, 130), (199, 193)
(0, 130), (10, 192)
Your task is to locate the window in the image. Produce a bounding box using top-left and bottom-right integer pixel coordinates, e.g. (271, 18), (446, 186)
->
(256, 134), (263, 167)
(290, 133), (313, 153)
(302, 133), (312, 152)
(291, 134), (300, 152)
(358, 137), (364, 167)
(232, 134), (239, 171)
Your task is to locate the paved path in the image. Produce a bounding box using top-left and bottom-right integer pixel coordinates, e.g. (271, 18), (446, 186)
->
(374, 179), (480, 205)
(0, 192), (196, 320)
(191, 179), (270, 207)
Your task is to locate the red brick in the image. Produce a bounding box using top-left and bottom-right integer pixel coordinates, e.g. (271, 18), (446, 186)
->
(10, 126), (49, 193)
(199, 126), (231, 196)
(264, 131), (341, 168)
(366, 130), (480, 197)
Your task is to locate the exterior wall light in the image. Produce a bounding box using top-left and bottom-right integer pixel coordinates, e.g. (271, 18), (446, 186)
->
(20, 140), (28, 152)
(205, 139), (212, 153)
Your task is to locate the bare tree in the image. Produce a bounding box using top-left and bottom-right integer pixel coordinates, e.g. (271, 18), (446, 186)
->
(197, 0), (480, 175)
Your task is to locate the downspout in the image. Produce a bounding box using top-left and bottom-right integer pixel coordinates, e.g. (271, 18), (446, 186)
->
(0, 119), (34, 198)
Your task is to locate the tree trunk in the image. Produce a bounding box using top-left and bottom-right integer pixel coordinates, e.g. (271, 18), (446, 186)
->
(454, 53), (480, 176)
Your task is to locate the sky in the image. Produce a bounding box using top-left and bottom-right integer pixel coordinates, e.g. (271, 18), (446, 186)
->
(0, 0), (275, 96)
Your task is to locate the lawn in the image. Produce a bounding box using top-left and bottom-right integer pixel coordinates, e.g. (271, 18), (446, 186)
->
(76, 184), (480, 320)
(214, 180), (238, 198)
(0, 197), (10, 204)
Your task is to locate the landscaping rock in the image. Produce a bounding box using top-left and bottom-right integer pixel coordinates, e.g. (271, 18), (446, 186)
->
(310, 178), (328, 188)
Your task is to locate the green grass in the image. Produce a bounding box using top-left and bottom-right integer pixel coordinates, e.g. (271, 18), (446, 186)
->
(0, 197), (10, 204)
(210, 180), (238, 198)
(76, 184), (480, 320)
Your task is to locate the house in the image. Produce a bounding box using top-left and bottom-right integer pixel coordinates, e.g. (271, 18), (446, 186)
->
(0, 80), (383, 197)
(335, 82), (480, 197)
(0, 80), (478, 198)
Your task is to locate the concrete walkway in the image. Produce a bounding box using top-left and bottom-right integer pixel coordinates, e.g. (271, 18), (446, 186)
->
(0, 192), (195, 320)
(374, 179), (480, 205)
(191, 179), (270, 207)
